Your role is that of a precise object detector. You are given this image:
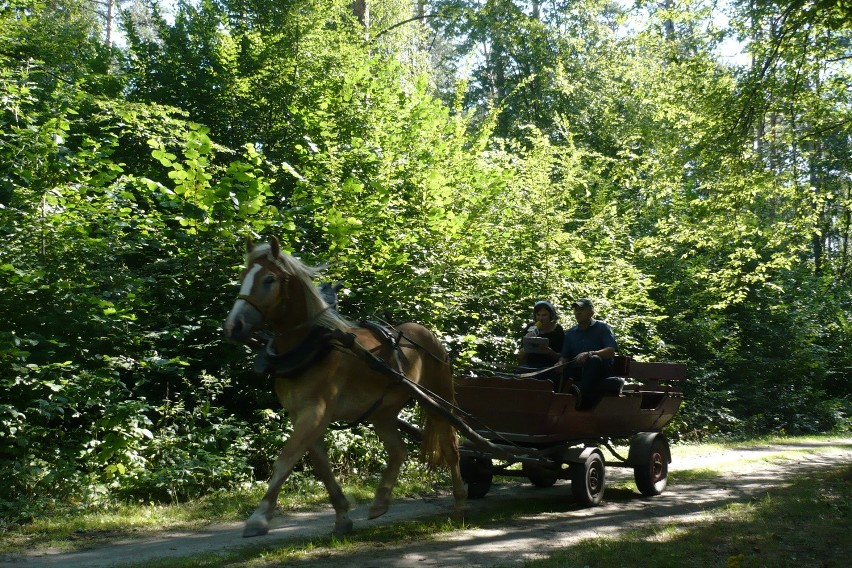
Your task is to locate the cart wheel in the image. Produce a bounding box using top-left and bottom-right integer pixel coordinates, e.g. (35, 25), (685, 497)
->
(633, 436), (669, 496)
(460, 456), (493, 499)
(570, 450), (606, 507)
(522, 463), (557, 488)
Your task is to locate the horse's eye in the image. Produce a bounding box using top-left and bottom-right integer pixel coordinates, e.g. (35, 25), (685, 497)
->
(263, 274), (277, 285)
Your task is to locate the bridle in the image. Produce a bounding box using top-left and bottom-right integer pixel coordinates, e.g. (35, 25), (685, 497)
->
(236, 292), (265, 314)
(236, 258), (292, 316)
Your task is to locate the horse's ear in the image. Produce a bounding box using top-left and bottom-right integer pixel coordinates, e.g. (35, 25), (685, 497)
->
(269, 235), (281, 258)
(245, 236), (255, 253)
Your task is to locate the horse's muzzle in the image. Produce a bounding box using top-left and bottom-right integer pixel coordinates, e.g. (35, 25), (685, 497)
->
(224, 301), (262, 342)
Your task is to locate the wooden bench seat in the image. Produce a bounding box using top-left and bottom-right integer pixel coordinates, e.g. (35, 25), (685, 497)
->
(611, 356), (686, 396)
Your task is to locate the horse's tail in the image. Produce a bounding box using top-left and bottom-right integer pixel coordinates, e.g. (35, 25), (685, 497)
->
(418, 333), (460, 469)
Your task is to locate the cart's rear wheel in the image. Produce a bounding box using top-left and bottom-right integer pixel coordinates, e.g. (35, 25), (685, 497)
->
(570, 450), (606, 506)
(633, 436), (669, 496)
(522, 462), (557, 488)
(460, 456), (493, 499)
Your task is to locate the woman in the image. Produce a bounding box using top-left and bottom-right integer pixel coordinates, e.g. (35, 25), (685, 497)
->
(518, 300), (564, 382)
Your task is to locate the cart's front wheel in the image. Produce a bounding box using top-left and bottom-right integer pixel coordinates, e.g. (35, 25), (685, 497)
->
(460, 456), (493, 499)
(570, 450), (606, 507)
(633, 436), (669, 496)
(522, 462), (557, 488)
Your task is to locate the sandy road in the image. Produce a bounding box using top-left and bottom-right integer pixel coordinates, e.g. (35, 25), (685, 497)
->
(2, 437), (849, 567)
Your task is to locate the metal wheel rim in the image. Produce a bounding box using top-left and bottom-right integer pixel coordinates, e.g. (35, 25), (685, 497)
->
(650, 451), (665, 482)
(588, 461), (603, 494)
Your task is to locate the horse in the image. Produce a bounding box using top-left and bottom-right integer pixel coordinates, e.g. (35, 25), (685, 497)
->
(223, 236), (466, 537)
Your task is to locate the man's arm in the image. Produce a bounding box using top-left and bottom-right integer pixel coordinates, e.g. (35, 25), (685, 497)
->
(588, 346), (615, 359)
(571, 346), (614, 365)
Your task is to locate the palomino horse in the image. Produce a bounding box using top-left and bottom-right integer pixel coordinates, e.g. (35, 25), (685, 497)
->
(223, 236), (466, 537)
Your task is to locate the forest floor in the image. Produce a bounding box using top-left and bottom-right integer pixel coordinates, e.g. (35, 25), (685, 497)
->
(2, 437), (850, 567)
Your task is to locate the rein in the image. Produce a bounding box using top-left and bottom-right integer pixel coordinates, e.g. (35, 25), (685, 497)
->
(366, 315), (450, 366)
(513, 361), (569, 379)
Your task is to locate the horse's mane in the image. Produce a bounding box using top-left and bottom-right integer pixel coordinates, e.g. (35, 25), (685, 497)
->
(247, 244), (352, 333)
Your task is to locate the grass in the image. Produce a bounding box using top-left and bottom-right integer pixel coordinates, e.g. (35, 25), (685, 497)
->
(1, 434), (849, 566)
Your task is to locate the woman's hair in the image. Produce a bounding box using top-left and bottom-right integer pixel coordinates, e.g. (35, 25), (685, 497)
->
(533, 300), (558, 322)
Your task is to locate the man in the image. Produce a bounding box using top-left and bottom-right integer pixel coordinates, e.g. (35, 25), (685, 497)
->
(559, 298), (618, 409)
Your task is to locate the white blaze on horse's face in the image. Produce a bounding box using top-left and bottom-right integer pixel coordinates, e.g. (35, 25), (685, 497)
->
(224, 262), (274, 341)
(240, 263), (264, 299)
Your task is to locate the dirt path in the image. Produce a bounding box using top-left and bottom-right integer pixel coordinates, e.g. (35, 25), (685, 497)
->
(3, 438), (850, 567)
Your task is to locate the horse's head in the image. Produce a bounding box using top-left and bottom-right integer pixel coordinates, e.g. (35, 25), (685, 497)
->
(224, 236), (347, 343)
(223, 236), (295, 342)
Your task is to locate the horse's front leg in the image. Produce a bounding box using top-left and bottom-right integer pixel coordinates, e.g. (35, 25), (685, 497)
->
(307, 441), (353, 536)
(243, 415), (328, 538)
(367, 415), (409, 519)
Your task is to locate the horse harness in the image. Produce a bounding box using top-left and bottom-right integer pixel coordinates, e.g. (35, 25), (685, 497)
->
(251, 320), (430, 428)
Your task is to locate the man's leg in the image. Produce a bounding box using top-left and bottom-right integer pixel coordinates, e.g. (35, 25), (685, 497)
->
(564, 366), (582, 405)
(576, 356), (606, 409)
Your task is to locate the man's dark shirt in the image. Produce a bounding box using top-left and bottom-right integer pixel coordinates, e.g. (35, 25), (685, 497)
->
(561, 319), (618, 372)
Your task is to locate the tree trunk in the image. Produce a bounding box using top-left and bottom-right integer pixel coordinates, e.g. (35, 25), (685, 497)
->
(353, 0), (369, 30)
(660, 0), (675, 40)
(809, 143), (825, 277)
(105, 0), (113, 48)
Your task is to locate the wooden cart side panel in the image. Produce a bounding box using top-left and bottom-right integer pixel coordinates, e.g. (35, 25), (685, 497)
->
(454, 369), (684, 443)
(456, 395), (682, 443)
(455, 378), (569, 435)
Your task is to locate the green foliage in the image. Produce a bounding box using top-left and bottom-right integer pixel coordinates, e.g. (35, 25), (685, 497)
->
(119, 372), (254, 503)
(1, 0), (849, 529)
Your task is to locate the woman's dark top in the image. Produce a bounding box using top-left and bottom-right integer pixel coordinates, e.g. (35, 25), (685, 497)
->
(524, 325), (565, 368)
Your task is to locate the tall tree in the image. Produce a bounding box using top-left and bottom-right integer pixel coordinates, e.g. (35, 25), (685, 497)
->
(730, 0), (852, 280)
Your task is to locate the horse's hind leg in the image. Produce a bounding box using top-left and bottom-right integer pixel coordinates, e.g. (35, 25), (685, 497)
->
(368, 416), (408, 519)
(307, 441), (353, 536)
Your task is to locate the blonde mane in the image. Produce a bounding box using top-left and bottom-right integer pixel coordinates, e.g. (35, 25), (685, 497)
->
(246, 244), (351, 333)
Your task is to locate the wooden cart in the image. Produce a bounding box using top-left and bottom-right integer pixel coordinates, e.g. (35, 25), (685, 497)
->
(452, 356), (686, 506)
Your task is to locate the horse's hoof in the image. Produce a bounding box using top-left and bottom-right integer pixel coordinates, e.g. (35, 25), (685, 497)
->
(242, 522), (269, 538)
(454, 499), (469, 513)
(367, 504), (389, 519)
(332, 518), (353, 537)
